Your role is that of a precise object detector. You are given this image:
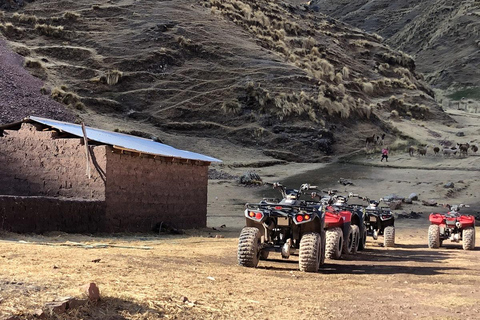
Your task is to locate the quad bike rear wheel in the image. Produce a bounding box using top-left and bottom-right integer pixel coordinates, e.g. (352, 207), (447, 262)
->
(350, 225), (360, 254)
(342, 226), (354, 254)
(358, 227), (367, 251)
(384, 226), (395, 247)
(299, 232), (322, 272)
(462, 227), (476, 250)
(428, 224), (440, 249)
(325, 227), (343, 259)
(237, 227), (261, 267)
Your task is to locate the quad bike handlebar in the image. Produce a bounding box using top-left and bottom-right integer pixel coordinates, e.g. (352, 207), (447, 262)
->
(265, 182), (319, 200)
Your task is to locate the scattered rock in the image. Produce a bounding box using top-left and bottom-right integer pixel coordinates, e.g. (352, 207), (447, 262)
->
(408, 193), (418, 201)
(81, 283), (100, 302)
(180, 296), (189, 303)
(422, 199), (438, 206)
(45, 301), (68, 314)
(67, 298), (88, 309)
(239, 171), (262, 186)
(455, 132), (465, 137)
(33, 309), (46, 319)
(404, 198), (413, 204)
(338, 178), (354, 186)
(208, 168), (238, 180)
(215, 234), (224, 238)
(444, 182), (455, 188)
(383, 194), (405, 202)
(389, 200), (402, 210)
(91, 259), (101, 263)
(396, 211), (423, 219)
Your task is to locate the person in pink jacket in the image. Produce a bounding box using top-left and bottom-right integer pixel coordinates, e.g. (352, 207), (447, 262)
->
(381, 147), (389, 162)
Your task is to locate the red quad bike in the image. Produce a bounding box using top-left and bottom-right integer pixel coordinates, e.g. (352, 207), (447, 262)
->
(312, 190), (363, 259)
(428, 204), (476, 250)
(237, 183), (326, 272)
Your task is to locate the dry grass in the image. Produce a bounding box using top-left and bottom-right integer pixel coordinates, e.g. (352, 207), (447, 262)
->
(100, 69), (123, 85)
(51, 87), (86, 110)
(12, 13), (38, 24)
(35, 23), (68, 38)
(63, 11), (81, 20)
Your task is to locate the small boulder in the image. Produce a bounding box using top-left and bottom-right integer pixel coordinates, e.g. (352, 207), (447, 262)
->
(404, 198), (413, 204)
(389, 200), (402, 210)
(408, 193), (418, 201)
(422, 199), (438, 206)
(444, 182), (455, 188)
(383, 194), (405, 202)
(45, 301), (68, 314)
(81, 283), (100, 302)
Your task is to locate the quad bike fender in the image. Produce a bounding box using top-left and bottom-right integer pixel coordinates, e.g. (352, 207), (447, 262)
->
(339, 211), (352, 223)
(459, 215), (475, 228)
(245, 220), (266, 239)
(325, 211), (343, 228)
(300, 219), (324, 236)
(429, 213), (444, 225)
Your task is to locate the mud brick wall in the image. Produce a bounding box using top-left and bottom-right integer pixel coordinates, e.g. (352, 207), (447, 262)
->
(105, 151), (209, 232)
(0, 196), (106, 233)
(0, 123), (106, 200)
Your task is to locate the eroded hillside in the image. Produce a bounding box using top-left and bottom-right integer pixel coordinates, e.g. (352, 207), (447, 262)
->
(308, 0), (480, 93)
(0, 0), (450, 161)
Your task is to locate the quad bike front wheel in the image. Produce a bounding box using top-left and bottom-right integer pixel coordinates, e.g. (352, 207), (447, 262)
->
(342, 226), (354, 254)
(325, 227), (343, 259)
(350, 225), (360, 254)
(299, 232), (322, 272)
(462, 227), (476, 250)
(428, 224), (440, 249)
(384, 226), (395, 247)
(237, 227), (261, 267)
(358, 227), (367, 251)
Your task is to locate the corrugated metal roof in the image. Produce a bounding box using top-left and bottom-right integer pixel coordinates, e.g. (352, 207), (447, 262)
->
(28, 116), (221, 163)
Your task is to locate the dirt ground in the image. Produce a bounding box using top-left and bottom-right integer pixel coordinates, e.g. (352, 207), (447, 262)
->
(1, 108), (480, 319)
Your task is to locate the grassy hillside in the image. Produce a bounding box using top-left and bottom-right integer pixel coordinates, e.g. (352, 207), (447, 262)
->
(308, 0), (480, 94)
(0, 0), (450, 161)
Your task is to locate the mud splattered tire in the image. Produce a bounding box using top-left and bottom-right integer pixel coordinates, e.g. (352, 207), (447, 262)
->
(462, 227), (476, 250)
(343, 226), (354, 254)
(325, 227), (343, 259)
(384, 226), (395, 247)
(299, 232), (322, 272)
(428, 224), (440, 249)
(358, 227), (367, 251)
(350, 225), (360, 254)
(237, 227), (261, 267)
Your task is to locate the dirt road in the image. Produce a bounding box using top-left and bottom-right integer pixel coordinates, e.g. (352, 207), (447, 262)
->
(1, 215), (479, 319)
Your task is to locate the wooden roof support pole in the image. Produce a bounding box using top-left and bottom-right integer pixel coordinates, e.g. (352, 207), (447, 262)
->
(81, 122), (91, 179)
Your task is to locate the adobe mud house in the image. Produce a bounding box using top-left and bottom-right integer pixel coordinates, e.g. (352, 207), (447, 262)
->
(0, 116), (220, 233)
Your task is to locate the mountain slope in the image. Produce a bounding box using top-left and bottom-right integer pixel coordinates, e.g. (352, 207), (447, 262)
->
(309, 0), (480, 91)
(0, 0), (450, 161)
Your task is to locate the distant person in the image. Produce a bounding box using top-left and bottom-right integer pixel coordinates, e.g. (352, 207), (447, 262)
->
(381, 147), (389, 162)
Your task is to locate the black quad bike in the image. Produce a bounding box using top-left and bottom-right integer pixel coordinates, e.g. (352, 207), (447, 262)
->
(352, 195), (395, 247)
(237, 183), (326, 272)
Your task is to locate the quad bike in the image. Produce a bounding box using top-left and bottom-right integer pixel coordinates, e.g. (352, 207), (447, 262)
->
(351, 195), (395, 247)
(311, 190), (366, 259)
(428, 204), (476, 250)
(237, 183), (326, 272)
